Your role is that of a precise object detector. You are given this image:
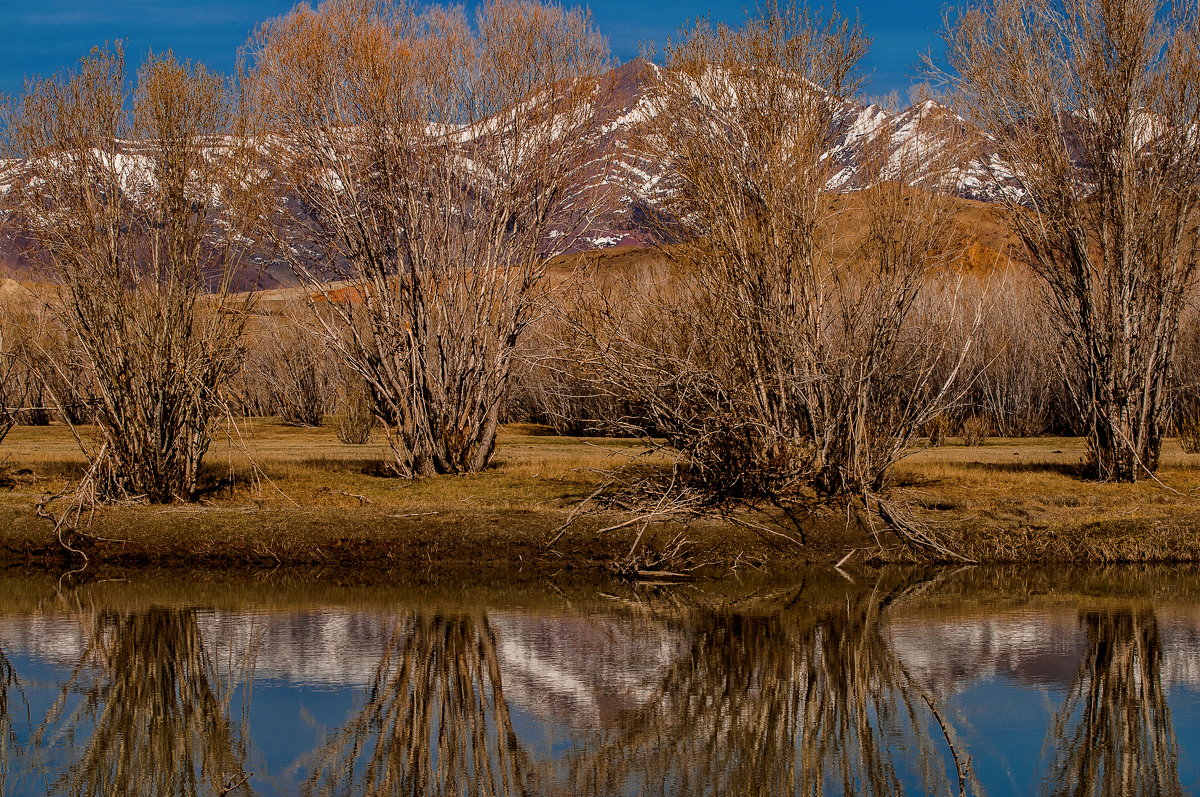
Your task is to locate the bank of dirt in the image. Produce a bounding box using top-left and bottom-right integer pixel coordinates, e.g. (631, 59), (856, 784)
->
(1, 503), (1198, 580)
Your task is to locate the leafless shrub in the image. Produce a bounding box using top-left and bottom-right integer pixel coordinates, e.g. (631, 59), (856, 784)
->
(959, 414), (992, 447)
(0, 304), (21, 443)
(248, 0), (612, 477)
(0, 393), (13, 452)
(926, 415), (950, 448)
(3, 46), (264, 502)
(26, 317), (98, 426)
(962, 268), (1065, 437)
(221, 361), (274, 420)
(335, 375), (377, 446)
(505, 323), (636, 436)
(560, 4), (978, 558)
(244, 317), (335, 427)
(1174, 313), (1200, 454)
(938, 0), (1200, 481)
(1177, 408), (1200, 455)
(0, 302), (76, 427)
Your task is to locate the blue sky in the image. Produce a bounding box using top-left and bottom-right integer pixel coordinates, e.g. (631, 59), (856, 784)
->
(0, 0), (953, 102)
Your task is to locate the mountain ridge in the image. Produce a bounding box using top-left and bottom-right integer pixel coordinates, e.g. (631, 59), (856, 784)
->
(0, 59), (1012, 290)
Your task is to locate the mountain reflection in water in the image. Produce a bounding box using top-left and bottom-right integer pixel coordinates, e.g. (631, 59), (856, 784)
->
(0, 568), (1198, 796)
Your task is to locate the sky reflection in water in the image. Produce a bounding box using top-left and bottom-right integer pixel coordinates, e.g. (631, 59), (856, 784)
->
(0, 567), (1197, 796)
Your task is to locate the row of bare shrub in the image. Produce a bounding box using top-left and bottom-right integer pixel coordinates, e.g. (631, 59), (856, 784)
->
(0, 304), (380, 440)
(223, 319), (379, 445)
(1, 0), (1197, 534)
(0, 270), (1184, 451)
(503, 268), (1080, 445)
(505, 263), (1200, 453)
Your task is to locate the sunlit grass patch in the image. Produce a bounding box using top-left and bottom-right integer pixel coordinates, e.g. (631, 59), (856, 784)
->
(1, 420), (1199, 568)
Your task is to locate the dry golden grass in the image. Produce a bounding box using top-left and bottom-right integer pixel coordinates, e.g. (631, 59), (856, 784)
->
(897, 436), (1200, 517)
(0, 420), (680, 574)
(894, 436), (1200, 561)
(0, 419), (643, 510)
(1, 421), (1198, 569)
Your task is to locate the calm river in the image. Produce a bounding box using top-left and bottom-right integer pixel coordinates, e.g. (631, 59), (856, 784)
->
(0, 566), (1197, 796)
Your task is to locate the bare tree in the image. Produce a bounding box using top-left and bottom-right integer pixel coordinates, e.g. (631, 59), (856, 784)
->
(2, 46), (264, 502)
(248, 0), (611, 477)
(560, 4), (976, 554)
(937, 0), (1200, 480)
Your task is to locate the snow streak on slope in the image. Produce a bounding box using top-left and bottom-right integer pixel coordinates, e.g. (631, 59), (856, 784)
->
(0, 60), (1023, 286)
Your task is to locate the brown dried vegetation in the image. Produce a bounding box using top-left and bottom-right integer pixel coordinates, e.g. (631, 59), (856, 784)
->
(2, 46), (265, 502)
(248, 0), (611, 477)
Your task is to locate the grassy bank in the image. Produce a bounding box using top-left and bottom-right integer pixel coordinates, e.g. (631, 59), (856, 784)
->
(0, 419), (1198, 573)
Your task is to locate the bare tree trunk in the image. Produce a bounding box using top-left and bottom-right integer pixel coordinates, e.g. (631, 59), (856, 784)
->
(937, 0), (1200, 481)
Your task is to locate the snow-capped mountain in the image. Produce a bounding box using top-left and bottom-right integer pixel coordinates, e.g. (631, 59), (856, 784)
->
(0, 60), (1012, 288)
(570, 58), (1016, 251)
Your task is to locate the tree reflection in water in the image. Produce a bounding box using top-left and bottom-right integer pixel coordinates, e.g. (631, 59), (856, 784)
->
(296, 577), (977, 797)
(38, 608), (255, 797)
(1044, 610), (1183, 797)
(563, 577), (977, 797)
(0, 645), (22, 793)
(23, 576), (1189, 796)
(302, 611), (533, 797)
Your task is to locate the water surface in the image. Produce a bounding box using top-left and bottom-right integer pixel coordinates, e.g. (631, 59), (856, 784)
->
(1, 567), (1197, 796)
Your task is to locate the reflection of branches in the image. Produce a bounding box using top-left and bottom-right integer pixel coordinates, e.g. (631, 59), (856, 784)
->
(1044, 610), (1183, 797)
(303, 612), (533, 797)
(39, 608), (254, 796)
(566, 577), (975, 797)
(0, 645), (25, 793)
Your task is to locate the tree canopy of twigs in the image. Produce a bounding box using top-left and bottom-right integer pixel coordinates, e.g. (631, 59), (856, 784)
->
(560, 2), (977, 557)
(248, 0), (612, 477)
(937, 0), (1200, 481)
(2, 45), (265, 502)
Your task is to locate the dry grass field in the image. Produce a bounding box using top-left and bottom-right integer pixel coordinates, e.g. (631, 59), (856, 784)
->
(896, 437), (1200, 562)
(0, 420), (1198, 573)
